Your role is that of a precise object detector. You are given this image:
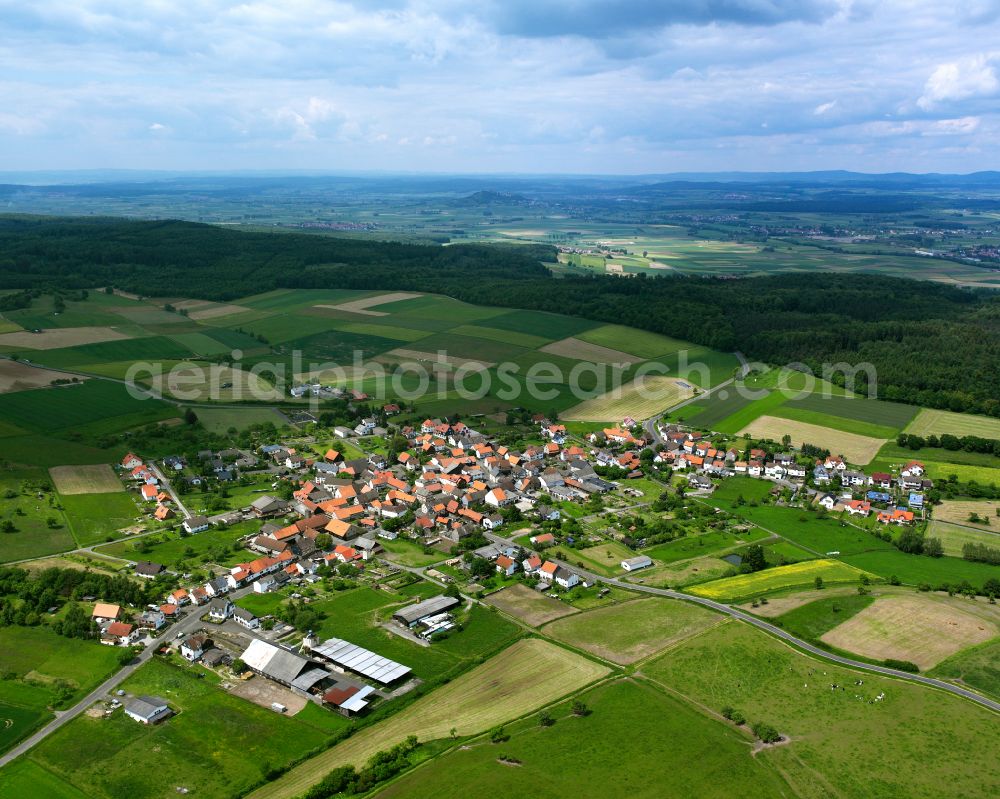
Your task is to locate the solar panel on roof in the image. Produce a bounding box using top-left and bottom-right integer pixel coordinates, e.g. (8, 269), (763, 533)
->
(312, 638), (411, 684)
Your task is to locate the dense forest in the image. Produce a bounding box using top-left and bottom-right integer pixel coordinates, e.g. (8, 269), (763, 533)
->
(1, 215), (998, 416)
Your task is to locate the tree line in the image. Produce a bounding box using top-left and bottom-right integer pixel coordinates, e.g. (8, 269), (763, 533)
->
(2, 215), (998, 416)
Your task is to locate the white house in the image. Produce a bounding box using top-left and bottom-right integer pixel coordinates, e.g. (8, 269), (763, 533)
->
(208, 598), (234, 621)
(182, 515), (210, 534)
(234, 607), (259, 630)
(180, 633), (206, 662)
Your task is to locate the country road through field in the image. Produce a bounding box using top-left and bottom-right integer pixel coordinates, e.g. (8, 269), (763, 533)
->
(484, 532), (1000, 715)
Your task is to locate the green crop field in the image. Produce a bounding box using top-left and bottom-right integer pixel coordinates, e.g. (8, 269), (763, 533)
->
(59, 491), (140, 547)
(372, 680), (792, 799)
(285, 328), (406, 362)
(576, 324), (689, 359)
(688, 559), (877, 602)
(780, 393), (919, 429)
(189, 406), (287, 433)
(711, 476), (774, 503)
(710, 390), (790, 434)
(484, 308), (599, 339)
(0, 381), (173, 433)
(646, 620), (1000, 799)
(166, 331), (232, 356)
(0, 701), (48, 756)
(402, 331), (528, 363)
(25, 657), (330, 799)
(682, 391), (757, 428)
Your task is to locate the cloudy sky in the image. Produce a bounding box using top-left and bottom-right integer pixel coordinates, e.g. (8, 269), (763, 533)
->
(2, 1), (999, 173)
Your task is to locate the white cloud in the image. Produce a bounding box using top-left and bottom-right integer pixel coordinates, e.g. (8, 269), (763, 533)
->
(928, 116), (981, 135)
(918, 53), (999, 109)
(814, 100), (837, 115)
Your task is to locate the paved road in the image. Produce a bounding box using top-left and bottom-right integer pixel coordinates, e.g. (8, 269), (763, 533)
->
(148, 461), (192, 519)
(0, 584), (255, 768)
(484, 532), (1000, 714)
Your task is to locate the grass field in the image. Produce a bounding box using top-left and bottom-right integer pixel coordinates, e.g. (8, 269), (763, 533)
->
(682, 391), (757, 429)
(769, 593), (876, 639)
(0, 467), (76, 562)
(841, 549), (1000, 589)
(571, 540), (640, 575)
(543, 597), (720, 664)
(560, 375), (693, 421)
(905, 408), (1000, 438)
(48, 464), (122, 495)
(927, 520), (1000, 557)
(640, 527), (771, 565)
(930, 638), (1000, 700)
(372, 679), (792, 799)
(485, 309), (598, 339)
(646, 620), (1000, 799)
(738, 415), (886, 465)
(485, 583), (580, 627)
(26, 657), (331, 799)
(687, 559), (877, 602)
(0, 759), (89, 798)
(60, 491), (140, 547)
(709, 390), (790, 434)
(819, 595), (998, 669)
(247, 638), (610, 799)
(728, 502), (894, 557)
(188, 405), (287, 433)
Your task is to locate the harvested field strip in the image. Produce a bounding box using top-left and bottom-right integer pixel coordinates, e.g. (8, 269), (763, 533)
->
(49, 465), (122, 495)
(0, 327), (130, 350)
(247, 638), (609, 799)
(932, 500), (1000, 531)
(323, 292), (423, 316)
(0, 361), (86, 395)
(540, 337), (637, 366)
(738, 415), (885, 465)
(820, 595), (998, 669)
(561, 375), (694, 421)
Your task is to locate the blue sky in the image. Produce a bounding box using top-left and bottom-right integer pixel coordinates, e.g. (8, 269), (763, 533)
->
(1, 1), (999, 173)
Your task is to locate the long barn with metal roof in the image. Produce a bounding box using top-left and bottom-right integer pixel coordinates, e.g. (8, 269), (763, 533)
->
(310, 638), (411, 684)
